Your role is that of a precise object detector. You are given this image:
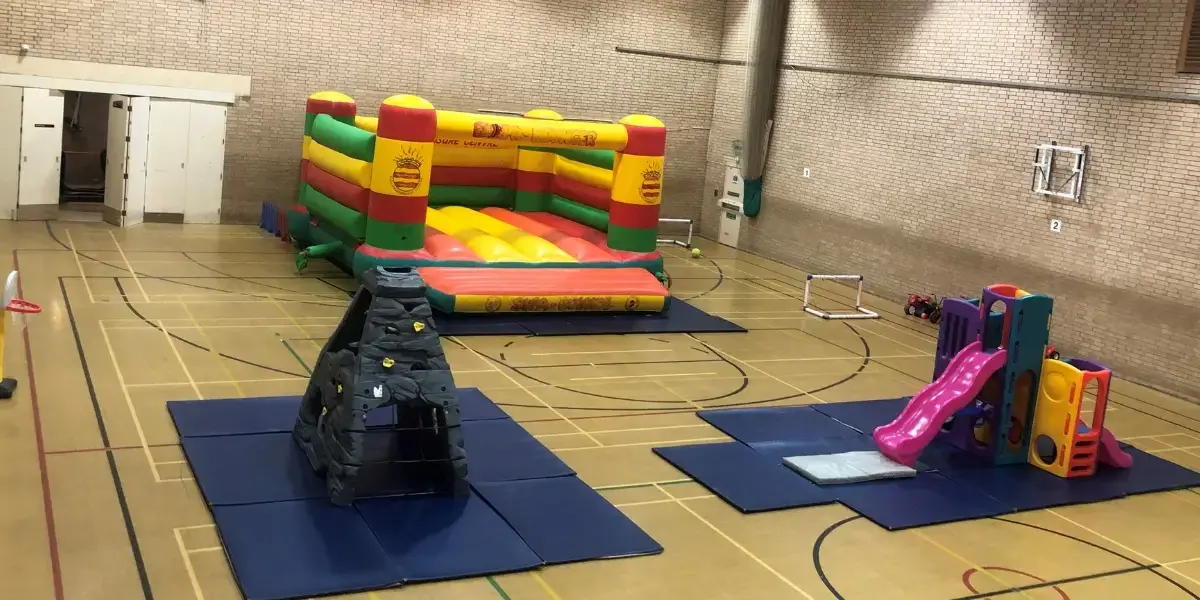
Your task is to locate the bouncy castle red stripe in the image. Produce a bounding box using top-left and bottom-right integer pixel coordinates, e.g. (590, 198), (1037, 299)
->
(551, 175), (610, 211)
(306, 164), (370, 213)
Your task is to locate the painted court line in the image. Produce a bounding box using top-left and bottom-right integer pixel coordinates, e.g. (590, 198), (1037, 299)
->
(554, 437), (727, 452)
(616, 495), (716, 508)
(99, 321), (167, 482)
(64, 228), (95, 304)
(110, 231), (150, 303)
(689, 337), (824, 404)
(655, 483), (816, 599)
(531, 349), (675, 356)
(452, 337), (604, 448)
(1045, 509), (1200, 589)
(174, 527), (207, 600)
(534, 423), (712, 439)
(568, 372), (716, 382)
(180, 303), (248, 398)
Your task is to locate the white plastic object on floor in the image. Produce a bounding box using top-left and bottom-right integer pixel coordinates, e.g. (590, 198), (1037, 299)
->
(783, 450), (916, 485)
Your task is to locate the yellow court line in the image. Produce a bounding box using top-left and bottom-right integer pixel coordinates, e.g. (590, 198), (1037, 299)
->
(1045, 509), (1200, 589)
(911, 529), (1037, 599)
(655, 380), (705, 411)
(452, 337), (604, 448)
(180, 303), (247, 398)
(110, 230), (149, 303)
(568, 372), (716, 382)
(530, 572), (564, 600)
(593, 478), (692, 491)
(655, 483), (816, 599)
(689, 337), (823, 404)
(64, 228), (95, 303)
(174, 528), (207, 600)
(161, 320), (205, 401)
(745, 353), (931, 363)
(125, 377), (304, 388)
(186, 546), (224, 555)
(269, 293), (324, 353)
(555, 437), (727, 452)
(99, 321), (163, 482)
(616, 495), (716, 508)
(535, 423), (712, 439)
(530, 349), (675, 356)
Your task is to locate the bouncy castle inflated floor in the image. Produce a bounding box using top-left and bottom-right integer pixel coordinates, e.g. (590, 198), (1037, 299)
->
(288, 92), (672, 314)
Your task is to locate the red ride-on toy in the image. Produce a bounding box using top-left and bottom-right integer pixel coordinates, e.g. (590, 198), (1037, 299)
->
(904, 294), (942, 324)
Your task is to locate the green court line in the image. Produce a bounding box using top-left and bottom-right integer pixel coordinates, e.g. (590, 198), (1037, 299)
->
(486, 576), (513, 599)
(280, 337), (515, 600)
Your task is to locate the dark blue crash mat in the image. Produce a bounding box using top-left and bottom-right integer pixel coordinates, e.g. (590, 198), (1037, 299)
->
(435, 298), (745, 336)
(656, 399), (1200, 531)
(170, 389), (661, 600)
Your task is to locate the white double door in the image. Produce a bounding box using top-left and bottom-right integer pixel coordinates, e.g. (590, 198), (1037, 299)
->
(106, 96), (226, 225)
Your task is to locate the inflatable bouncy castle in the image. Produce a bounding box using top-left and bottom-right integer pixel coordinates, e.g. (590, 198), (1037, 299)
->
(288, 92), (671, 314)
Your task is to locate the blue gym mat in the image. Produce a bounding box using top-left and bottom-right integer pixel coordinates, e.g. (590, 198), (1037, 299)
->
(833, 472), (1013, 530)
(171, 389), (661, 599)
(356, 493), (542, 582)
(214, 500), (400, 600)
(434, 299), (745, 336)
(652, 442), (835, 512)
(473, 476), (663, 564)
(461, 418), (575, 482)
(812, 397), (911, 434)
(697, 405), (861, 444)
(167, 387), (509, 438)
(656, 398), (1200, 530)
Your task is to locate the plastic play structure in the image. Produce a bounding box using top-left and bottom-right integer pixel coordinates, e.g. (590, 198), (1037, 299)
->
(1, 271), (42, 399)
(875, 284), (1132, 477)
(287, 91), (671, 313)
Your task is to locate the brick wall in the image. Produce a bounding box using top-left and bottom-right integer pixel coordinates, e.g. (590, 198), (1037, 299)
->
(3, 0), (724, 223)
(704, 0), (1200, 399)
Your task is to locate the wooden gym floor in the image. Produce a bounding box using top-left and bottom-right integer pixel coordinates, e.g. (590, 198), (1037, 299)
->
(2, 219), (1200, 600)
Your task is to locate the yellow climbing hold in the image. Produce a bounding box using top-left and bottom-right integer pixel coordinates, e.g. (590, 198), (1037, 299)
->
(337, 384), (343, 393)
(382, 357), (396, 368)
(413, 322), (426, 332)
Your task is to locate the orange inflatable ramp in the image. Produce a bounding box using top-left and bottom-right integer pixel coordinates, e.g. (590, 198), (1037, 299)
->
(418, 267), (669, 313)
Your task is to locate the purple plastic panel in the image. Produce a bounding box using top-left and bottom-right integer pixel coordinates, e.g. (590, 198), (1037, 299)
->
(979, 287), (1019, 350)
(934, 299), (983, 381)
(1067, 357), (1107, 373)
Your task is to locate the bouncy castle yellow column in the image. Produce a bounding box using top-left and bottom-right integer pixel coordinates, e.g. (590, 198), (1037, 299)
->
(608, 115), (665, 252)
(513, 108), (563, 213)
(369, 95), (436, 251)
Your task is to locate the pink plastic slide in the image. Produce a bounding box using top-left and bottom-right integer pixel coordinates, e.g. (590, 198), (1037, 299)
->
(874, 341), (1009, 467)
(1097, 428), (1133, 469)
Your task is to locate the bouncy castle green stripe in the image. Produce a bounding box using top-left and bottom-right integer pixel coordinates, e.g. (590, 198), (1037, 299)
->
(301, 186), (367, 239)
(311, 114), (376, 162)
(429, 185), (514, 208)
(365, 220), (425, 251)
(304, 113), (317, 136)
(548, 195), (608, 231)
(513, 190), (550, 212)
(606, 224), (657, 253)
(528, 147), (615, 170)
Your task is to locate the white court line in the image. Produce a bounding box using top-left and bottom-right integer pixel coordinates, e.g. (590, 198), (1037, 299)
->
(655, 483), (816, 599)
(161, 320), (205, 401)
(110, 230), (149, 303)
(554, 437), (727, 452)
(616, 495), (716, 508)
(593, 478), (692, 491)
(187, 546), (224, 555)
(534, 423), (711, 439)
(174, 528), (207, 600)
(126, 377), (304, 388)
(64, 228), (96, 303)
(1046, 509), (1200, 589)
(689, 337), (823, 404)
(452, 337), (604, 448)
(569, 372), (715, 382)
(746, 353), (930, 363)
(100, 321), (165, 482)
(531, 349), (674, 356)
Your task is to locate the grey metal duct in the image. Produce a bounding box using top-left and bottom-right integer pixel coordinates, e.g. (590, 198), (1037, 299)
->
(740, 0), (788, 217)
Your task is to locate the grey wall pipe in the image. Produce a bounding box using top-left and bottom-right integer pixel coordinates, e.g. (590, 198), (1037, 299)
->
(740, 0), (788, 217)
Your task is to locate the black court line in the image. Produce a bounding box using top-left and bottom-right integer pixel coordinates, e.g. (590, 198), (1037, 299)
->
(45, 222), (345, 307)
(813, 514), (1199, 600)
(59, 278), (155, 600)
(111, 278), (309, 380)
